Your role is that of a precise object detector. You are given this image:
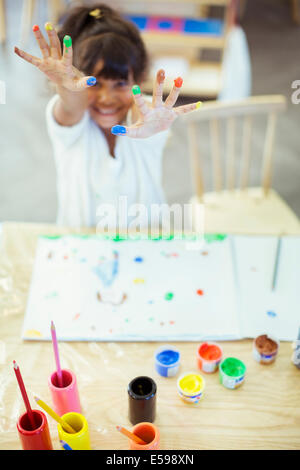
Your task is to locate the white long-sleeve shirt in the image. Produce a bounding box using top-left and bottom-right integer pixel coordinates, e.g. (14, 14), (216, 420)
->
(46, 94), (170, 229)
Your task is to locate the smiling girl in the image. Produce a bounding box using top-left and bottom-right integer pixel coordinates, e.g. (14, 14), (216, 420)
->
(14, 4), (200, 229)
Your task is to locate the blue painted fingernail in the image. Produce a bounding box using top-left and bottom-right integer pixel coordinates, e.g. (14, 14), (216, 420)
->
(111, 125), (126, 136)
(86, 77), (97, 86)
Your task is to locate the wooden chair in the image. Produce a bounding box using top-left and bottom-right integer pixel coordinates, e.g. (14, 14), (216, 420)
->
(181, 95), (300, 235)
(0, 0), (5, 44)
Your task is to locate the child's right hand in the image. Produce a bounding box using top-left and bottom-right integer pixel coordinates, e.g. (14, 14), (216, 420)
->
(14, 23), (96, 92)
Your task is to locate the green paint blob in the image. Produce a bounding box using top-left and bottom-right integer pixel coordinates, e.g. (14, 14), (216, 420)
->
(220, 357), (246, 377)
(132, 85), (141, 95)
(64, 35), (72, 48)
(165, 292), (174, 301)
(204, 233), (227, 243)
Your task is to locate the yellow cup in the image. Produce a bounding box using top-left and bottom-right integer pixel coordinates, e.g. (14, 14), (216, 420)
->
(57, 412), (91, 450)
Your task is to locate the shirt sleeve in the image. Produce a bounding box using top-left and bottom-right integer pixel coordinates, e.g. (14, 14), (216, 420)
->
(45, 94), (89, 149)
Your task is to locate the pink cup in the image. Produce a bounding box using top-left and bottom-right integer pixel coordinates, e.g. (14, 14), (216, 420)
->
(48, 369), (81, 416)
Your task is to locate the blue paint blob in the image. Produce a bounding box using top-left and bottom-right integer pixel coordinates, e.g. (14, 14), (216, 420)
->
(157, 350), (180, 365)
(134, 256), (143, 263)
(267, 310), (277, 318)
(155, 347), (180, 377)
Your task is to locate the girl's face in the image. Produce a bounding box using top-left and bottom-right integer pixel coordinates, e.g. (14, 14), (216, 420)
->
(87, 61), (135, 130)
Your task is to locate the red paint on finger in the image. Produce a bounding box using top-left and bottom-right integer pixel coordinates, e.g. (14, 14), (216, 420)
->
(32, 25), (39, 32)
(174, 77), (183, 88)
(158, 70), (165, 83)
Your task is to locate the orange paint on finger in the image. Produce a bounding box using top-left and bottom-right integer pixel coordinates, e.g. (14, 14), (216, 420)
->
(174, 77), (183, 88)
(158, 70), (165, 83)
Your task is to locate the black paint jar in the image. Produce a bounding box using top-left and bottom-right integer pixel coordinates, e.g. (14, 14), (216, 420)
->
(128, 376), (157, 425)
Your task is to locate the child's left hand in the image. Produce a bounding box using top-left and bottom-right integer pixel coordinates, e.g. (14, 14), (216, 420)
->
(111, 69), (201, 138)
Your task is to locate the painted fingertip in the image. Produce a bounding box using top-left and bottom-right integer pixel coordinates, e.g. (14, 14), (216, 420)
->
(157, 71), (165, 84)
(45, 22), (53, 31)
(86, 77), (97, 87)
(63, 35), (72, 48)
(111, 125), (127, 136)
(32, 25), (39, 32)
(196, 101), (202, 109)
(174, 77), (183, 88)
(132, 85), (141, 96)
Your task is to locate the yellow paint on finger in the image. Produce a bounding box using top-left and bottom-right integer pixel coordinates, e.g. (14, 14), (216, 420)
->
(196, 101), (202, 110)
(45, 22), (53, 31)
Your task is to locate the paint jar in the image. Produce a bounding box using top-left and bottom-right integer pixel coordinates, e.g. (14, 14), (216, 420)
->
(253, 334), (279, 364)
(154, 345), (180, 377)
(17, 409), (53, 450)
(48, 368), (81, 416)
(219, 357), (246, 389)
(197, 342), (223, 373)
(57, 412), (91, 450)
(129, 422), (160, 450)
(177, 372), (205, 404)
(128, 376), (157, 425)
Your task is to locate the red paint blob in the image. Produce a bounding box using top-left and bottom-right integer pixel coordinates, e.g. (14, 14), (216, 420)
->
(197, 289), (204, 296)
(32, 25), (39, 32)
(174, 77), (183, 88)
(198, 343), (222, 361)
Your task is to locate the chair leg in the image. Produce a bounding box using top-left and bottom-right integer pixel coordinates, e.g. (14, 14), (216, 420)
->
(0, 0), (6, 44)
(20, 0), (36, 46)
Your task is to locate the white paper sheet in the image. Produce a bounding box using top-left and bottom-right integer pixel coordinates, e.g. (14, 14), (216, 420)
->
(22, 234), (240, 341)
(22, 234), (300, 342)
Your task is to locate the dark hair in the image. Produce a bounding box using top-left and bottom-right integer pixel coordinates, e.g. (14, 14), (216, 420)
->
(57, 3), (148, 83)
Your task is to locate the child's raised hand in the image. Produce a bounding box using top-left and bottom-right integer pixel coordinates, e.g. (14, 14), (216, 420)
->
(111, 69), (201, 138)
(14, 23), (96, 92)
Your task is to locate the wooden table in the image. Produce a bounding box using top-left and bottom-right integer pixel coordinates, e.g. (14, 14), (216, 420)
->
(0, 222), (299, 450)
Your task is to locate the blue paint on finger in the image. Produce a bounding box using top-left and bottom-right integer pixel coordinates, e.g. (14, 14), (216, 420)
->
(111, 125), (127, 136)
(86, 77), (97, 86)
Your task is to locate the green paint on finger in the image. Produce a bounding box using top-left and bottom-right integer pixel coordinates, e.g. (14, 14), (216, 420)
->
(64, 35), (72, 48)
(132, 85), (141, 95)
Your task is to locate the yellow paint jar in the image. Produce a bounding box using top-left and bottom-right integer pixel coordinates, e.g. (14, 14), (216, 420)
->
(57, 412), (91, 450)
(177, 372), (205, 404)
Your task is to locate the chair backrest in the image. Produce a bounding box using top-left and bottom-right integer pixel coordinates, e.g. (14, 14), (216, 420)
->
(180, 95), (286, 199)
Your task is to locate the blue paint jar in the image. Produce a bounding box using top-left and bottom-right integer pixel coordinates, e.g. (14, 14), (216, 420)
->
(154, 345), (180, 377)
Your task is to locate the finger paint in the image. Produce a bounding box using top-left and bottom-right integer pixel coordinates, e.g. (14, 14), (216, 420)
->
(197, 342), (223, 373)
(129, 422), (160, 450)
(32, 25), (39, 32)
(196, 101), (202, 109)
(164, 292), (174, 301)
(63, 35), (72, 48)
(132, 85), (141, 95)
(253, 334), (279, 364)
(174, 77), (183, 88)
(177, 372), (205, 404)
(111, 125), (127, 135)
(158, 70), (165, 83)
(45, 22), (53, 31)
(128, 376), (157, 424)
(86, 77), (97, 87)
(155, 345), (180, 377)
(219, 357), (246, 389)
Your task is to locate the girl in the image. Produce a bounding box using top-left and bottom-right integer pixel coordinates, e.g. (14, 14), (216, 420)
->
(14, 4), (200, 229)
